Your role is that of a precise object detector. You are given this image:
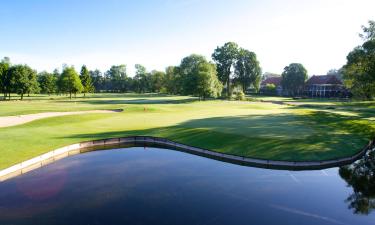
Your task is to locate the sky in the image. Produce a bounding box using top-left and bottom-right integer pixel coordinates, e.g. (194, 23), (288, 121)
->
(0, 0), (374, 76)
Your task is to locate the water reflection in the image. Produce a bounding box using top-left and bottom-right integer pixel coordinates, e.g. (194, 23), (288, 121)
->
(339, 147), (375, 215)
(0, 146), (374, 225)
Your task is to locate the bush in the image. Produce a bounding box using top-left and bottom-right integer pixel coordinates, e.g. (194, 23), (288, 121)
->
(235, 91), (246, 101)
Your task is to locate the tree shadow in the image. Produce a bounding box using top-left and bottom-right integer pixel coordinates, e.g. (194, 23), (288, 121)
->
(285, 100), (375, 119)
(62, 111), (374, 161)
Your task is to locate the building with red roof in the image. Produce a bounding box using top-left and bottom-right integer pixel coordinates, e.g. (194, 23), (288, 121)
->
(305, 75), (346, 98)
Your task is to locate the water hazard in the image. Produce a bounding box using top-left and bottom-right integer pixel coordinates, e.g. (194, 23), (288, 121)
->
(0, 145), (374, 225)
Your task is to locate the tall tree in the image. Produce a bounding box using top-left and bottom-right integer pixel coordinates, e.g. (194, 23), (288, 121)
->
(343, 40), (375, 99)
(134, 64), (152, 93)
(59, 66), (83, 99)
(235, 49), (262, 92)
(38, 71), (57, 95)
(8, 64), (38, 100)
(90, 69), (103, 92)
(281, 63), (308, 96)
(343, 21), (375, 99)
(151, 70), (166, 93)
(80, 65), (94, 97)
(106, 65), (127, 92)
(212, 42), (239, 97)
(179, 54), (207, 95)
(0, 57), (10, 99)
(164, 66), (181, 94)
(196, 62), (223, 99)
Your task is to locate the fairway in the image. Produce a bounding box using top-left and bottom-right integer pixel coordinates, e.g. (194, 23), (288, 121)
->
(0, 93), (374, 169)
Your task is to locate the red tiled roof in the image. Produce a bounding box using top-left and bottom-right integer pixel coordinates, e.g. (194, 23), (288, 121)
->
(261, 77), (282, 86)
(306, 75), (342, 85)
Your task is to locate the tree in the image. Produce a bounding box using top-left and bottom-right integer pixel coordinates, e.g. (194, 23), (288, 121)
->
(179, 54), (207, 95)
(327, 69), (343, 81)
(151, 70), (166, 93)
(235, 48), (262, 92)
(38, 71), (57, 95)
(196, 62), (223, 99)
(59, 66), (83, 99)
(281, 63), (308, 96)
(106, 65), (127, 92)
(0, 57), (10, 99)
(8, 64), (38, 100)
(26, 69), (40, 96)
(80, 65), (94, 97)
(343, 21), (375, 99)
(212, 42), (239, 97)
(133, 64), (152, 93)
(164, 66), (181, 94)
(360, 20), (375, 41)
(90, 69), (103, 92)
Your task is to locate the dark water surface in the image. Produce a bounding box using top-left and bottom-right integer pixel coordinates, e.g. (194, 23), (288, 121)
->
(0, 146), (374, 225)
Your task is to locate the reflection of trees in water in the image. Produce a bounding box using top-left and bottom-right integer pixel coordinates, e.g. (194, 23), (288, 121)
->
(339, 147), (375, 215)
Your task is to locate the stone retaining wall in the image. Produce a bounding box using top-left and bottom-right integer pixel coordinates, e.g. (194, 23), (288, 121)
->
(0, 136), (373, 181)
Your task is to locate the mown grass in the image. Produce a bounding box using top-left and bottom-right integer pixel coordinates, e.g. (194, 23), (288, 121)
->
(0, 93), (374, 169)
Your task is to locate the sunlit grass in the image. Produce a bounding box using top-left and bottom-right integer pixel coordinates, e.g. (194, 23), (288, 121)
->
(0, 93), (374, 169)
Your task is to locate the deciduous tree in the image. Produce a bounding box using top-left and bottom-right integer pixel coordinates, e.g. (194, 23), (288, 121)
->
(212, 42), (239, 97)
(8, 64), (38, 100)
(235, 49), (262, 92)
(59, 66), (83, 99)
(196, 62), (223, 99)
(0, 57), (10, 99)
(281, 63), (307, 96)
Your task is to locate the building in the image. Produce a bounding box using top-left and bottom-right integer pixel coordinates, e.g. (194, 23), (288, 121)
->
(260, 76), (282, 95)
(305, 75), (346, 98)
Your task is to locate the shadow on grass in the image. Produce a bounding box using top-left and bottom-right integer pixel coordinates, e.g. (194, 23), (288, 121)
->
(288, 101), (375, 119)
(62, 111), (374, 161)
(55, 96), (199, 105)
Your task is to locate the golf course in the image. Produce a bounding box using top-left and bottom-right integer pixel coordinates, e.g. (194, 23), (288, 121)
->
(0, 93), (374, 170)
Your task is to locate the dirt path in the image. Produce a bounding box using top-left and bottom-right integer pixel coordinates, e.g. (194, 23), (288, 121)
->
(0, 109), (122, 128)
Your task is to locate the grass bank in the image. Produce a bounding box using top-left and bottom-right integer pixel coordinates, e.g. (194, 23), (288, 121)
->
(0, 93), (374, 169)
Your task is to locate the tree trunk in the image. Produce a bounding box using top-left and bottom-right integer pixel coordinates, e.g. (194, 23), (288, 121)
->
(21, 93), (24, 100)
(69, 91), (72, 99)
(227, 78), (230, 99)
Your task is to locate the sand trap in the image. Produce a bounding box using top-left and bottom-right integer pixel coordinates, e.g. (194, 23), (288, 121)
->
(0, 109), (122, 128)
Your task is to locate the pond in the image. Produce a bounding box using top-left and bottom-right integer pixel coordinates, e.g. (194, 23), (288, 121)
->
(0, 145), (374, 225)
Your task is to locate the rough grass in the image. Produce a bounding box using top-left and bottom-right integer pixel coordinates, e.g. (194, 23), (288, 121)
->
(0, 93), (374, 169)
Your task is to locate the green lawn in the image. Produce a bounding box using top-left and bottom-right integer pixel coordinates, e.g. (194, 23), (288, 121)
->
(0, 93), (374, 169)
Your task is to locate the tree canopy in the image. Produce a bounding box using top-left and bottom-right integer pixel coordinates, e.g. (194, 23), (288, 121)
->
(212, 42), (239, 97)
(8, 64), (38, 100)
(343, 21), (375, 99)
(59, 66), (83, 99)
(80, 65), (95, 96)
(38, 71), (57, 95)
(281, 63), (308, 96)
(235, 48), (262, 92)
(0, 57), (10, 99)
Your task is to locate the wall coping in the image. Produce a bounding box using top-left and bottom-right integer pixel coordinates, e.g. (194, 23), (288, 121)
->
(0, 136), (373, 182)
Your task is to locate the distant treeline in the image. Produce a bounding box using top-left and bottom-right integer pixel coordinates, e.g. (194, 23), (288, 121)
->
(0, 42), (261, 100)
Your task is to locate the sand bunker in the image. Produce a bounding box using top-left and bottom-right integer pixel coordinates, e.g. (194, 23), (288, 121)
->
(0, 109), (122, 128)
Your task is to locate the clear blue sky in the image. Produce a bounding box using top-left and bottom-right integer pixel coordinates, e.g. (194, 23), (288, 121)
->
(1, 0), (374, 76)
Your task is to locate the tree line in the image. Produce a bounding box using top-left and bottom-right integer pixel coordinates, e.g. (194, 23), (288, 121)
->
(0, 42), (262, 100)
